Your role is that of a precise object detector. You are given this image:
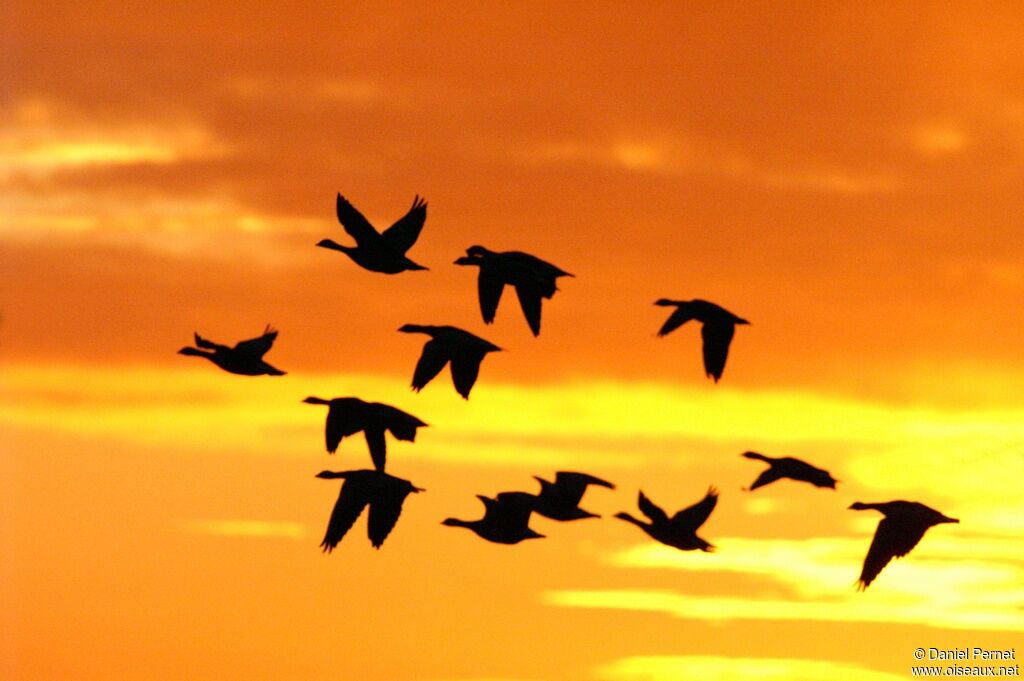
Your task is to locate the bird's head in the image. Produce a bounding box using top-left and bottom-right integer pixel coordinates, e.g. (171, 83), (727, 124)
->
(315, 470), (346, 480)
(653, 298), (678, 307)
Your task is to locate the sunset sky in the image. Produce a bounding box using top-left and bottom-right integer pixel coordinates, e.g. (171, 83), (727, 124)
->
(3, 3), (1023, 680)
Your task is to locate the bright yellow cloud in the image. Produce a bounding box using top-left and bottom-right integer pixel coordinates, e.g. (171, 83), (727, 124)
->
(180, 519), (308, 539)
(594, 655), (906, 681)
(545, 534), (1024, 631)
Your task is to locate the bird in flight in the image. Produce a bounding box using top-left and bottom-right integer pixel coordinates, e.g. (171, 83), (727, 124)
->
(615, 487), (719, 552)
(529, 471), (615, 521)
(454, 245), (573, 336)
(442, 491), (545, 544)
(315, 193), (428, 273)
(741, 451), (838, 491)
(398, 324), (502, 399)
(302, 396), (427, 471)
(177, 325), (285, 376)
(654, 298), (749, 382)
(315, 469), (424, 551)
(849, 500), (958, 590)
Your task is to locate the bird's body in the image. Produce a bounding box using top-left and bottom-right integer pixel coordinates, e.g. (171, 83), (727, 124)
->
(615, 487), (719, 552)
(177, 325), (285, 376)
(315, 469), (424, 550)
(530, 471), (615, 521)
(398, 324), (502, 399)
(302, 396), (427, 470)
(741, 451), (838, 491)
(454, 245), (572, 336)
(850, 500), (958, 590)
(315, 194), (428, 273)
(654, 298), (749, 382)
(442, 491), (545, 544)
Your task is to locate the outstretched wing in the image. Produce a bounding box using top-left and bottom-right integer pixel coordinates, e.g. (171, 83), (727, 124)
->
(366, 482), (414, 549)
(553, 471), (615, 506)
(335, 193), (380, 246)
(320, 479), (371, 553)
(746, 468), (783, 491)
(488, 492), (538, 529)
(514, 285), (543, 336)
(449, 350), (485, 399)
(363, 427), (387, 471)
(233, 325), (278, 358)
(701, 321), (735, 382)
(637, 491), (669, 525)
(381, 195), (427, 255)
(671, 487), (718, 531)
(657, 306), (696, 337)
(324, 402), (361, 454)
(478, 269), (504, 324)
(410, 339), (449, 392)
(856, 517), (930, 589)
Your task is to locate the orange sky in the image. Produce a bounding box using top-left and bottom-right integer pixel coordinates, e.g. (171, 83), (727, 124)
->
(3, 3), (1023, 680)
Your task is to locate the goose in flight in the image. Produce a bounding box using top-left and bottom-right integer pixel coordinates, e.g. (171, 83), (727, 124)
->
(530, 471), (615, 521)
(442, 491), (545, 544)
(177, 325), (285, 376)
(454, 245), (573, 336)
(315, 193), (428, 273)
(315, 469), (424, 551)
(741, 451), (838, 491)
(850, 500), (958, 590)
(615, 487), (719, 552)
(302, 396), (427, 471)
(398, 324), (502, 399)
(654, 299), (749, 382)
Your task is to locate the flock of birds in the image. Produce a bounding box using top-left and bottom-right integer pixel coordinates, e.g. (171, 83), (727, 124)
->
(178, 192), (959, 591)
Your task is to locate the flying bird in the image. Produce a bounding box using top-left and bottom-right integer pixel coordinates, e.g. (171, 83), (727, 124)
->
(615, 487), (719, 552)
(454, 245), (573, 336)
(741, 451), (838, 491)
(302, 396), (427, 471)
(530, 471), (615, 521)
(442, 491), (545, 544)
(654, 298), (749, 382)
(315, 193), (428, 273)
(850, 500), (958, 590)
(315, 469), (424, 551)
(398, 324), (502, 399)
(177, 325), (285, 376)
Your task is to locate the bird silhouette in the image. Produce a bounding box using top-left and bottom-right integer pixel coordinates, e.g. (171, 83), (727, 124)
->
(302, 396), (427, 470)
(177, 325), (285, 376)
(454, 245), (573, 336)
(850, 500), (958, 590)
(530, 471), (615, 521)
(398, 324), (502, 399)
(654, 299), (749, 382)
(741, 451), (838, 491)
(615, 487), (719, 551)
(315, 469), (424, 551)
(315, 193), (428, 273)
(442, 491), (545, 544)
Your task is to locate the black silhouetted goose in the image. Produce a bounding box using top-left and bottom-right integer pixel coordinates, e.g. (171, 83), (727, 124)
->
(315, 194), (428, 273)
(302, 396), (427, 470)
(741, 451), (838, 491)
(398, 324), (502, 399)
(177, 325), (285, 376)
(442, 491), (545, 544)
(850, 500), (958, 590)
(530, 471), (615, 521)
(615, 487), (719, 552)
(315, 469), (424, 551)
(454, 245), (573, 336)
(654, 299), (749, 382)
